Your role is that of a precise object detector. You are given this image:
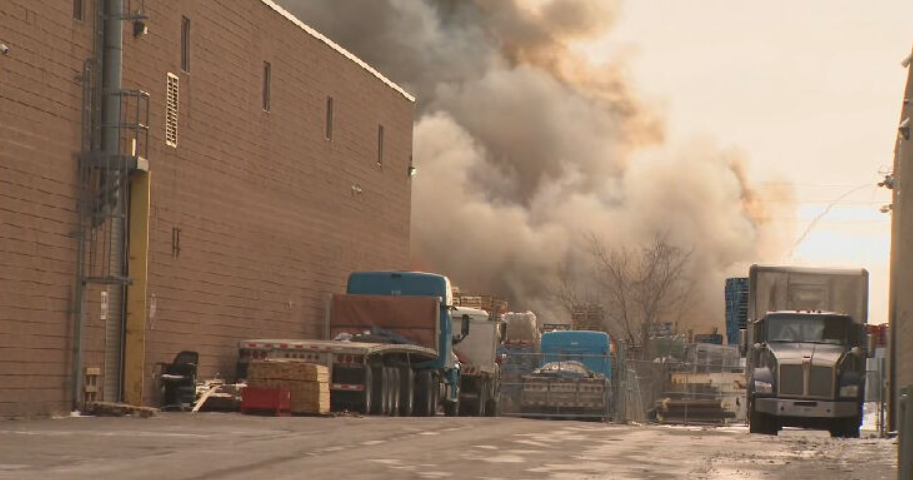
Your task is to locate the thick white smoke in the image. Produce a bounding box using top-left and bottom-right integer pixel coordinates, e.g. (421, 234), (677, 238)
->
(279, 0), (794, 331)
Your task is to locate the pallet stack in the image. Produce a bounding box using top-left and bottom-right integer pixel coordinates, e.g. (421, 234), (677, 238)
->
(247, 359), (330, 415)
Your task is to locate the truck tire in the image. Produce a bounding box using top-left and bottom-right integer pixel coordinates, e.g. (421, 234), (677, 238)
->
(749, 402), (776, 435)
(431, 376), (441, 416)
(359, 367), (374, 415)
(371, 366), (388, 415)
(414, 370), (435, 417)
(830, 416), (861, 438)
(485, 381), (499, 417)
(399, 368), (414, 417)
(485, 398), (499, 417)
(476, 380), (488, 417)
(444, 397), (460, 417)
(844, 416), (861, 438)
(388, 368), (400, 417)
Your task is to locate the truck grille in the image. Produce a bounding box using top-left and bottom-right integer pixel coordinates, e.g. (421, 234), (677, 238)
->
(779, 365), (803, 395)
(777, 364), (834, 398)
(808, 366), (834, 397)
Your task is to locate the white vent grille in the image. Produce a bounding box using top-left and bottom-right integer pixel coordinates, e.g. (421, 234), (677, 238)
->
(165, 73), (179, 147)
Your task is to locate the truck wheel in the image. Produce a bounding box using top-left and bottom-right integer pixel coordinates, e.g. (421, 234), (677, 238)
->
(749, 402), (775, 435)
(485, 398), (499, 417)
(371, 366), (388, 415)
(359, 367), (374, 415)
(830, 416), (861, 438)
(444, 396), (460, 417)
(476, 380), (488, 417)
(399, 368), (414, 417)
(388, 368), (400, 417)
(844, 416), (861, 438)
(414, 370), (435, 417)
(430, 375), (441, 417)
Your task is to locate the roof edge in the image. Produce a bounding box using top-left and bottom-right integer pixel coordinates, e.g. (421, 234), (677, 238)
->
(260, 0), (416, 103)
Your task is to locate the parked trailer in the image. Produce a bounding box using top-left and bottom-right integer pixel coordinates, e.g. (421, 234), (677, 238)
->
(238, 339), (437, 416)
(238, 271), (467, 416)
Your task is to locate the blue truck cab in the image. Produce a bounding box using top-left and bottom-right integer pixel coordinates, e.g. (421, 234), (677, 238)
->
(540, 330), (612, 379)
(346, 271), (461, 403)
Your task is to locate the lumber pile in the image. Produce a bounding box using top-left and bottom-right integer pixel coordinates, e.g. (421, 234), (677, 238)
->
(247, 359), (330, 415)
(84, 401), (157, 418)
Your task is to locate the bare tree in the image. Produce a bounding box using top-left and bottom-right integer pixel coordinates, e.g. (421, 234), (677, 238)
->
(551, 261), (606, 332)
(551, 261), (583, 317)
(556, 233), (695, 358)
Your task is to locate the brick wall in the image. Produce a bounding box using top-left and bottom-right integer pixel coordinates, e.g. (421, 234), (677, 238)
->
(0, 1), (94, 417)
(0, 0), (413, 415)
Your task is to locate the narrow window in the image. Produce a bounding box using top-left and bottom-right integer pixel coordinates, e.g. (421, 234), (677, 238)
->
(165, 73), (180, 147)
(171, 227), (182, 258)
(377, 125), (385, 166)
(262, 62), (271, 112)
(325, 97), (334, 140)
(180, 17), (191, 72)
(73, 0), (84, 20)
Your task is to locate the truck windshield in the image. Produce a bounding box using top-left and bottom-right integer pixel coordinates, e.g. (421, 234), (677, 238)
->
(767, 315), (852, 345)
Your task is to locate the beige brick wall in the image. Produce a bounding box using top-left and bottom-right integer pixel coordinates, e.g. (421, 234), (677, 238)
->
(0, 1), (94, 417)
(0, 0), (413, 416)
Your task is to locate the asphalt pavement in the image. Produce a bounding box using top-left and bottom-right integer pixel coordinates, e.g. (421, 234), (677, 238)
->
(0, 414), (897, 479)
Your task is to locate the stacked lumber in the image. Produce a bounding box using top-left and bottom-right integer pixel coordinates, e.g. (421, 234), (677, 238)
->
(84, 401), (157, 418)
(656, 398), (731, 425)
(247, 360), (330, 415)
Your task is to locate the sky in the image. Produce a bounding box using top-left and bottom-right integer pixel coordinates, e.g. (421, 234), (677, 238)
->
(580, 0), (913, 324)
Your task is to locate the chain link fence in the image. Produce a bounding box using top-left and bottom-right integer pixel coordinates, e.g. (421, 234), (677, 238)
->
(499, 342), (748, 425)
(499, 351), (615, 421)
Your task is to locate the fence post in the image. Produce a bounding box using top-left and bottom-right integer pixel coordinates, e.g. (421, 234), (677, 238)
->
(900, 386), (913, 480)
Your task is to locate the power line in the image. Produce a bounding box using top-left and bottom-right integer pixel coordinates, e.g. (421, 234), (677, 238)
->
(788, 184), (876, 259)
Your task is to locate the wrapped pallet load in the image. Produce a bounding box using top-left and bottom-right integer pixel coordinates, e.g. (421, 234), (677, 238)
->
(247, 359), (330, 415)
(502, 311), (540, 345)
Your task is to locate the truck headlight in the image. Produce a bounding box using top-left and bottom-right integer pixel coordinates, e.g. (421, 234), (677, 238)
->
(754, 380), (773, 394)
(839, 384), (859, 398)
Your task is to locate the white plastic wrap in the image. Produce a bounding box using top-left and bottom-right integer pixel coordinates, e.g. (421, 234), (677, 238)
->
(502, 311), (540, 345)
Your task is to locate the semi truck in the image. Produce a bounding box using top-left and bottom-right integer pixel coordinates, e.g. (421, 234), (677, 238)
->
(453, 306), (501, 416)
(237, 271), (467, 416)
(742, 265), (871, 437)
(519, 330), (613, 420)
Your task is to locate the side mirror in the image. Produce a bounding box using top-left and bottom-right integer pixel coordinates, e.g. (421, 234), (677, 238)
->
(453, 314), (471, 345)
(739, 329), (748, 356)
(849, 346), (864, 357)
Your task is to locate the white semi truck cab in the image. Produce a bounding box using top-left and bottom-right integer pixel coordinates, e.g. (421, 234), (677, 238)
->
(453, 306), (501, 416)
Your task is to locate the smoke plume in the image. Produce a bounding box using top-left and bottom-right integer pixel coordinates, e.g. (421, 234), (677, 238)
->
(278, 0), (795, 331)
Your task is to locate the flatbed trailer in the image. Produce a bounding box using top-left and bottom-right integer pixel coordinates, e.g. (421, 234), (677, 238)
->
(238, 339), (439, 416)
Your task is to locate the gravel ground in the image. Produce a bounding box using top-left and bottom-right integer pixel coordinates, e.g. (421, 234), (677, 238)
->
(0, 414), (897, 479)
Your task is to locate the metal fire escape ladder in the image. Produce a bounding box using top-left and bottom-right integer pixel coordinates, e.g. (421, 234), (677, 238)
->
(72, 0), (150, 407)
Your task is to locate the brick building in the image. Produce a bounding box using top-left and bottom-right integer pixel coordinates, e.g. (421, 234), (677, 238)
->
(0, 0), (414, 417)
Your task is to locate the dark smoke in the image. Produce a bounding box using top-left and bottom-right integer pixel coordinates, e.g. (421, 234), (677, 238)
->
(277, 0), (794, 330)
